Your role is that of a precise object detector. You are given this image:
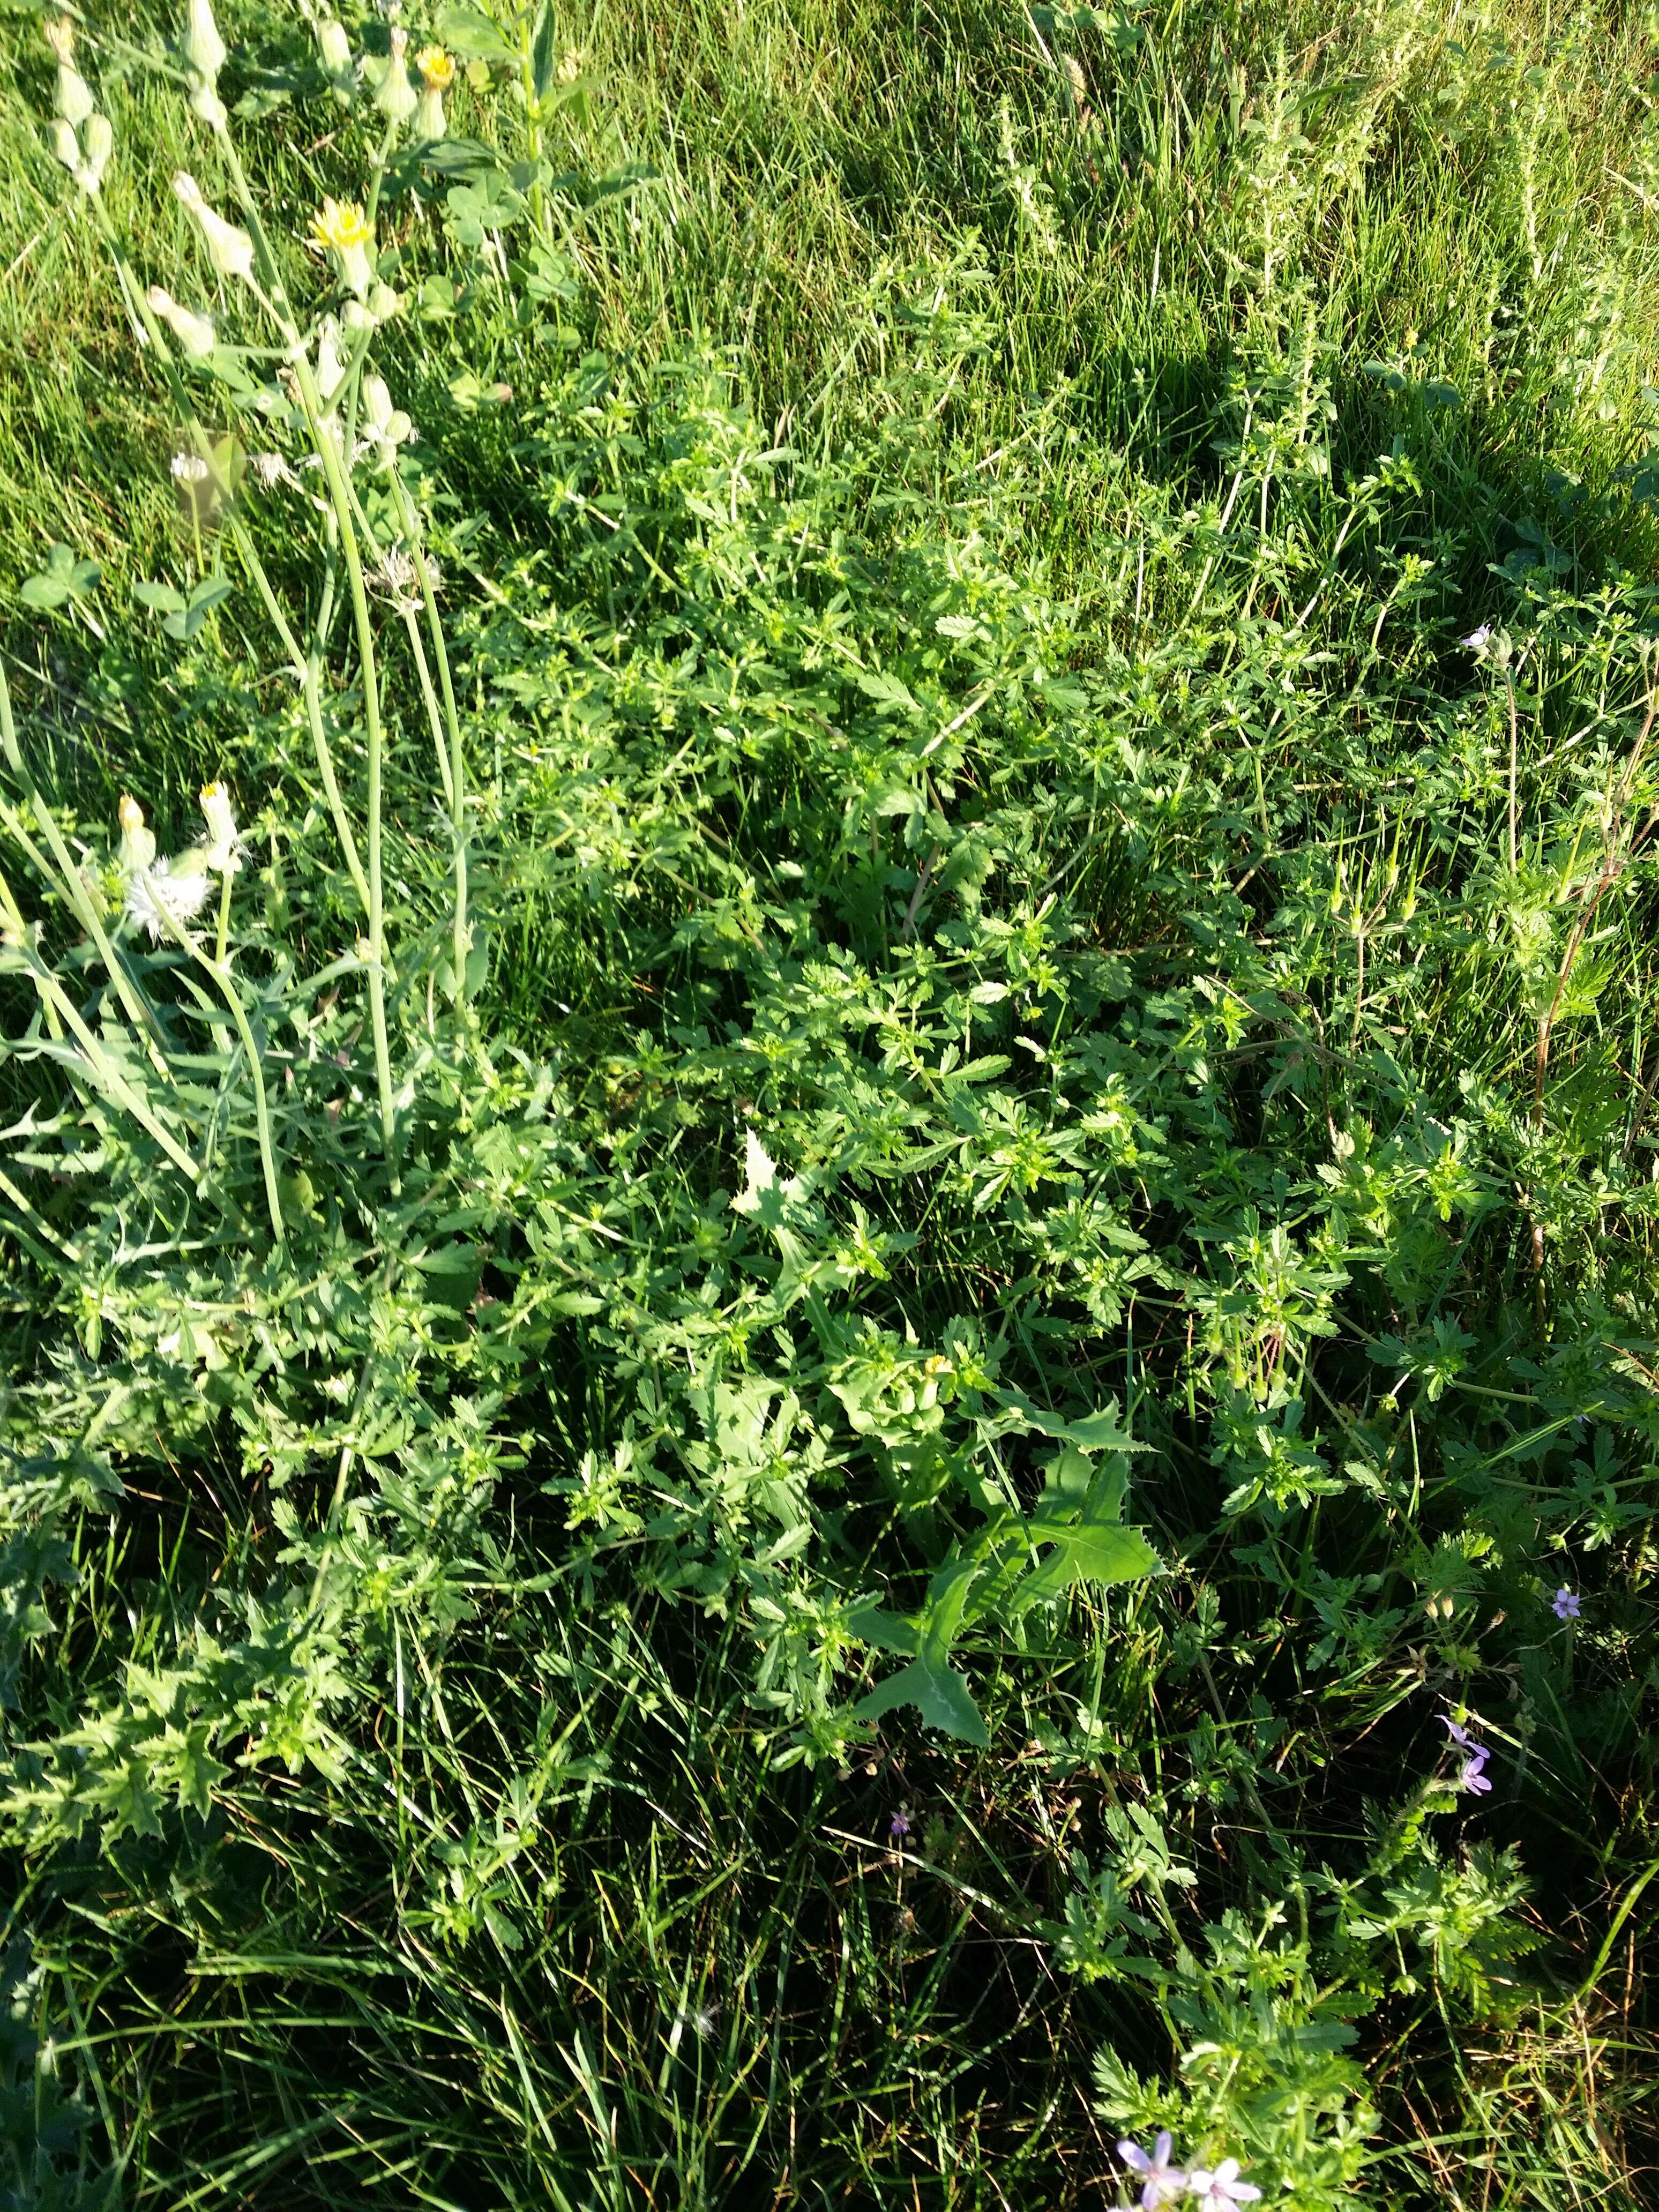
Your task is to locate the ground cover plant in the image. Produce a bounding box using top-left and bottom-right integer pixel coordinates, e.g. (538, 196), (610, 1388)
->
(3, 0), (1659, 2202)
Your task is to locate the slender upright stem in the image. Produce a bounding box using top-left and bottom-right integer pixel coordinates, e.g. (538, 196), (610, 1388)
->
(391, 476), (468, 1004)
(1505, 670), (1520, 877)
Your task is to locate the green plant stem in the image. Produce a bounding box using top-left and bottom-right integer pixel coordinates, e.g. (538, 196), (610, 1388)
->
(391, 477), (468, 1005)
(0, 663), (173, 1078)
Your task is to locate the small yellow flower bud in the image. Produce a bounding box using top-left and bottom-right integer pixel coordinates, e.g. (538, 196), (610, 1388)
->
(118, 794), (158, 875)
(199, 780), (240, 873)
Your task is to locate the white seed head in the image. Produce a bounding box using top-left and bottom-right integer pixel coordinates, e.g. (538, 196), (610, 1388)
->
(171, 450), (211, 483)
(125, 860), (213, 941)
(250, 450), (297, 489)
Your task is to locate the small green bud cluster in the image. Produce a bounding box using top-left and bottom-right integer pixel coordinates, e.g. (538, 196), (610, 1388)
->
(45, 18), (113, 194)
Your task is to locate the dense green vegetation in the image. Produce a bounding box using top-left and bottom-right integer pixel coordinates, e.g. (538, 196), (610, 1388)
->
(3, 0), (1659, 2201)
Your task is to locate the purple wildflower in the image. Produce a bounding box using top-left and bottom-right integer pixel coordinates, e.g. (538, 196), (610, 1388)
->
(1460, 1751), (1493, 1796)
(1188, 2159), (1262, 2209)
(1439, 1715), (1478, 1750)
(1462, 625), (1494, 653)
(1116, 2132), (1187, 2210)
(888, 1809), (910, 1841)
(1552, 1587), (1581, 1621)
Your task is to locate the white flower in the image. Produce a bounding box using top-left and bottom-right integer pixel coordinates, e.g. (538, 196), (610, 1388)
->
(171, 451), (211, 484)
(173, 171), (255, 282)
(1187, 2161), (1261, 2210)
(148, 286), (216, 358)
(125, 861), (213, 941)
(184, 0), (227, 87)
(199, 781), (240, 873)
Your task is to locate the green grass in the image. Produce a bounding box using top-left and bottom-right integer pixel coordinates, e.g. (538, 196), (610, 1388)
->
(3, 0), (1659, 2205)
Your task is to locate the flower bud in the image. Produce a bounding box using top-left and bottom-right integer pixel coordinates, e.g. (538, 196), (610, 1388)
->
(55, 58), (96, 127)
(78, 112), (113, 191)
(118, 795), (157, 876)
(190, 81), (228, 128)
(173, 170), (255, 282)
(147, 285), (217, 358)
(184, 0), (227, 87)
(51, 118), (79, 172)
(363, 374), (413, 460)
(372, 25), (417, 125)
(199, 780), (240, 873)
(316, 16), (352, 72)
(314, 316), (346, 405)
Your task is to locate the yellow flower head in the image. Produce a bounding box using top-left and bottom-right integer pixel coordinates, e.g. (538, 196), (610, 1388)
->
(310, 196), (373, 254)
(415, 44), (455, 90)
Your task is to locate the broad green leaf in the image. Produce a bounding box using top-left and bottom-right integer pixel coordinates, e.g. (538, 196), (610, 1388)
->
(20, 543), (100, 610)
(855, 1654), (988, 1745)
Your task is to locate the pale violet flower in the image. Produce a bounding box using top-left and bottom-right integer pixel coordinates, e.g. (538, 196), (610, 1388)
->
(1187, 2159), (1261, 2209)
(1461, 624), (1493, 654)
(1552, 1587), (1581, 1621)
(1461, 1752), (1493, 1796)
(1116, 2134), (1186, 2210)
(126, 862), (213, 941)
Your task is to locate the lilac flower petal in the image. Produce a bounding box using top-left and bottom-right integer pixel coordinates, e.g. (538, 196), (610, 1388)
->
(1153, 2134), (1172, 2168)
(1118, 2142), (1152, 2176)
(1439, 1715), (1473, 1746)
(1461, 1759), (1493, 1794)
